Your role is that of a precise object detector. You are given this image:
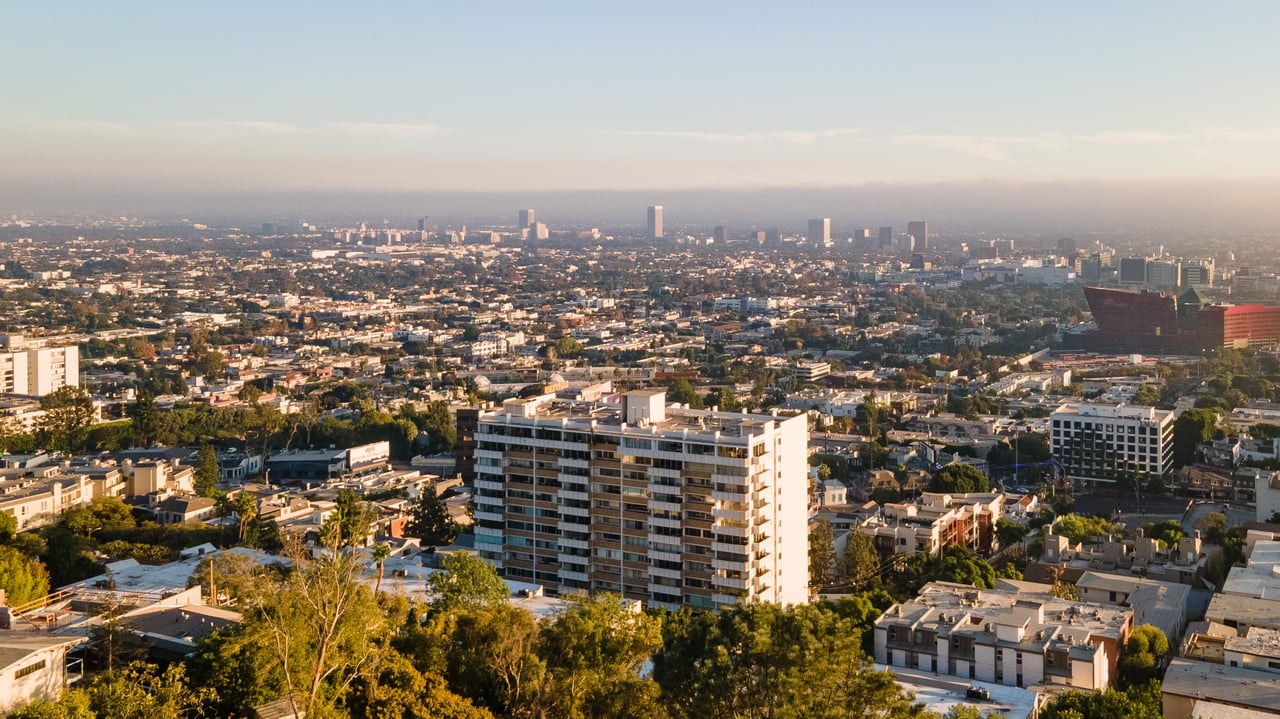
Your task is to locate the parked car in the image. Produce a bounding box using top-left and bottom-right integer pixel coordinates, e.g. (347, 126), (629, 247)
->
(965, 686), (991, 701)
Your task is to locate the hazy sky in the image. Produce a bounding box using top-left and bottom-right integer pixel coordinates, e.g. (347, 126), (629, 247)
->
(4, 2), (1280, 197)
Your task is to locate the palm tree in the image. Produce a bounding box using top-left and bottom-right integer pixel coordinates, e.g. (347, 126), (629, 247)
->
(372, 543), (391, 594)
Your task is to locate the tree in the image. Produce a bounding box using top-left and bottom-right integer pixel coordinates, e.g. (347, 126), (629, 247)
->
(665, 379), (703, 409)
(996, 518), (1029, 549)
(1118, 624), (1168, 687)
(349, 652), (494, 719)
(37, 385), (96, 455)
(428, 552), (509, 612)
(247, 547), (391, 719)
(407, 485), (461, 547)
(1131, 385), (1161, 407)
(809, 519), (836, 587)
(0, 544), (50, 605)
(702, 387), (740, 412)
(195, 443), (221, 497)
(1172, 408), (1218, 468)
(554, 336), (584, 359)
(130, 390), (160, 447)
(321, 489), (375, 548)
(62, 497), (135, 540)
(1145, 519), (1184, 548)
(1038, 682), (1163, 719)
(837, 530), (880, 587)
(536, 594), (664, 717)
(934, 546), (996, 588)
(372, 543), (392, 595)
(0, 509), (16, 543)
(929, 463), (991, 494)
(653, 603), (926, 719)
(1051, 514), (1120, 545)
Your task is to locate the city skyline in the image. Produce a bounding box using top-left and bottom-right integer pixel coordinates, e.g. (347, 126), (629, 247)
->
(6, 2), (1280, 204)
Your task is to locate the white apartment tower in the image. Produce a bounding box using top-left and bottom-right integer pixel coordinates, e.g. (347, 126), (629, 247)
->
(473, 389), (809, 610)
(0, 346), (78, 396)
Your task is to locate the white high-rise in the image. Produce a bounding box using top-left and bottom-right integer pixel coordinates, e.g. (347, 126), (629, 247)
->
(473, 389), (809, 610)
(647, 205), (664, 241)
(0, 346), (78, 396)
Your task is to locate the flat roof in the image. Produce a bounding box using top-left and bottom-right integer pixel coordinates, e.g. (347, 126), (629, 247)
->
(1162, 658), (1280, 712)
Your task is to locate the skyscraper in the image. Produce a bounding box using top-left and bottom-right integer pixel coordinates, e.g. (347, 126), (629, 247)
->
(907, 221), (928, 251)
(518, 209), (535, 228)
(713, 225), (728, 244)
(647, 205), (664, 241)
(877, 226), (893, 248)
(417, 216), (432, 232)
(808, 218), (830, 248)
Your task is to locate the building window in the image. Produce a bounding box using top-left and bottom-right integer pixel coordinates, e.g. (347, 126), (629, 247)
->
(14, 660), (46, 679)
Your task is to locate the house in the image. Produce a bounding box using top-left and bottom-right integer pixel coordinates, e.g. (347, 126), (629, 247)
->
(156, 495), (219, 525)
(0, 630), (87, 712)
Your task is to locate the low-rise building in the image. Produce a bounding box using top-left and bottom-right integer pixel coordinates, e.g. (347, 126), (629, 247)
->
(861, 492), (1004, 559)
(0, 630), (87, 713)
(874, 579), (1133, 691)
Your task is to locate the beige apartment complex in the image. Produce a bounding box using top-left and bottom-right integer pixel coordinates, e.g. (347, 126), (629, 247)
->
(473, 389), (809, 610)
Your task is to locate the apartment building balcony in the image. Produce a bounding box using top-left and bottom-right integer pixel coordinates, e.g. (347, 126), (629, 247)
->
(474, 509), (504, 523)
(712, 574), (750, 591)
(713, 505), (749, 522)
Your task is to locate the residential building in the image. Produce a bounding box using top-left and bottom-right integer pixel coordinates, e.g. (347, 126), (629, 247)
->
(861, 492), (1003, 559)
(0, 345), (79, 396)
(473, 389), (809, 610)
(1162, 657), (1280, 718)
(874, 579), (1133, 691)
(0, 631), (87, 713)
(795, 360), (830, 382)
(1049, 403), (1175, 483)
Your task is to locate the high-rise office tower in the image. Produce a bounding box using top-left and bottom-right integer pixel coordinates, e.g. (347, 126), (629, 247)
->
(765, 228), (782, 245)
(417, 216), (432, 232)
(647, 205), (664, 241)
(907, 221), (928, 251)
(877, 226), (893, 248)
(713, 225), (728, 245)
(754, 230), (768, 245)
(472, 389), (809, 609)
(808, 218), (830, 248)
(519, 209), (535, 228)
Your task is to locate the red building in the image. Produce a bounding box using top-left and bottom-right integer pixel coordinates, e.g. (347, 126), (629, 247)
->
(1197, 304), (1280, 348)
(1075, 286), (1280, 352)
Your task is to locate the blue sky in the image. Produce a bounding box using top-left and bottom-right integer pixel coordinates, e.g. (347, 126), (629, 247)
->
(3, 2), (1280, 193)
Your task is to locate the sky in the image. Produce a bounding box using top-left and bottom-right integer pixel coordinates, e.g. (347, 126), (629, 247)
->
(4, 2), (1280, 213)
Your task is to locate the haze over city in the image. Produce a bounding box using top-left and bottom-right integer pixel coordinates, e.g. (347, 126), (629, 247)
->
(6, 2), (1280, 229)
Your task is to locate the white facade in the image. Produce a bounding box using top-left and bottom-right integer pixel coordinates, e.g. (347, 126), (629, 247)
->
(874, 580), (1131, 692)
(1050, 403), (1175, 481)
(0, 346), (78, 396)
(474, 389), (808, 610)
